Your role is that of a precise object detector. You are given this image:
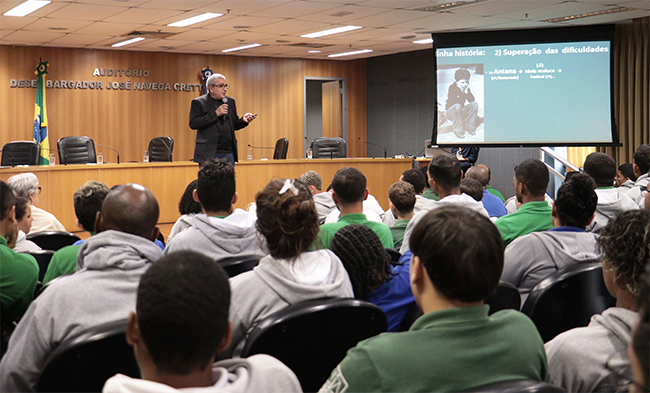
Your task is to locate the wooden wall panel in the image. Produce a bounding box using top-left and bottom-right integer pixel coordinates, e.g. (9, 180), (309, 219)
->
(1, 46), (367, 162)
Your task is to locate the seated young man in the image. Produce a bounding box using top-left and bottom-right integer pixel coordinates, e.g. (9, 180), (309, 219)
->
(387, 181), (415, 250)
(43, 181), (110, 284)
(320, 205), (547, 393)
(316, 167), (393, 249)
(615, 163), (637, 190)
(165, 158), (265, 259)
(383, 169), (430, 227)
(495, 159), (553, 246)
(466, 165), (507, 218)
(583, 152), (638, 232)
(624, 144), (650, 206)
(501, 173), (600, 303)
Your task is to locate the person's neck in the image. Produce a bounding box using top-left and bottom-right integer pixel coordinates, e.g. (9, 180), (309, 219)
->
(338, 202), (363, 216)
(419, 288), (483, 315)
(204, 208), (232, 217)
(437, 187), (460, 200)
(521, 194), (545, 204)
(615, 290), (638, 311)
(396, 211), (414, 220)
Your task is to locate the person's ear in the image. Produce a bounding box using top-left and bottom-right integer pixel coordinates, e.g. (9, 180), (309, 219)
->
(94, 211), (103, 233)
(410, 255), (424, 287)
(150, 226), (161, 243)
(231, 192), (238, 206)
(218, 321), (233, 351)
(363, 188), (369, 201)
(192, 189), (200, 203)
(332, 192), (340, 206)
(587, 212), (596, 226)
(551, 203), (558, 219)
(126, 311), (140, 347)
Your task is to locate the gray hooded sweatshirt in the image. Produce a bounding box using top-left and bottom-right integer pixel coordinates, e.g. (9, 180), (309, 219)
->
(545, 307), (637, 393)
(103, 354), (302, 393)
(0, 230), (162, 393)
(165, 210), (266, 259)
(624, 173), (649, 207)
(588, 188), (639, 232)
(224, 249), (353, 358)
(502, 230), (600, 304)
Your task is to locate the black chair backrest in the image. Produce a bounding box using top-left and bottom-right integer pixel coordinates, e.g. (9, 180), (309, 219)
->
(385, 248), (401, 264)
(485, 282), (521, 315)
(57, 136), (96, 164)
(398, 301), (423, 332)
(22, 250), (55, 282)
(273, 138), (288, 160)
(1, 141), (41, 166)
(218, 255), (261, 277)
(36, 319), (138, 392)
(147, 136), (174, 162)
(460, 379), (567, 393)
(241, 297), (387, 392)
(521, 262), (616, 342)
(311, 137), (347, 158)
(26, 231), (81, 252)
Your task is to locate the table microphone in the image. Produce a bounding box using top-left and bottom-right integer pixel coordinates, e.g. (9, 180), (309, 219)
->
(358, 137), (387, 159)
(94, 142), (120, 164)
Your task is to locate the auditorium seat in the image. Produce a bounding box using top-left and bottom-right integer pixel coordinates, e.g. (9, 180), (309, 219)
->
(521, 262), (616, 342)
(485, 282), (521, 315)
(26, 231), (80, 252)
(385, 248), (401, 264)
(311, 137), (347, 158)
(21, 250), (55, 282)
(147, 136), (174, 162)
(1, 141), (40, 166)
(36, 319), (138, 392)
(273, 138), (288, 160)
(218, 255), (261, 277)
(57, 136), (96, 165)
(241, 297), (387, 392)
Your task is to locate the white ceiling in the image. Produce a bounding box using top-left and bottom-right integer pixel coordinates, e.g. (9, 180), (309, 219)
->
(1, 0), (648, 60)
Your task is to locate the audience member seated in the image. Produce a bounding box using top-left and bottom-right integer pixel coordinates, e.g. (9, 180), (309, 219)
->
(504, 192), (554, 214)
(317, 167), (393, 249)
(400, 154), (488, 254)
(6, 173), (66, 233)
(167, 179), (202, 243)
(616, 163), (637, 191)
(419, 165), (439, 201)
(385, 181), (415, 250)
(583, 152), (638, 232)
(320, 206), (546, 392)
(477, 164), (506, 202)
(495, 159), (553, 246)
(501, 173), (600, 303)
(460, 178), (484, 201)
(42, 181), (110, 285)
(102, 251), (301, 393)
(0, 181), (39, 322)
(545, 209), (650, 392)
(330, 224), (414, 332)
(12, 196), (41, 252)
(0, 184), (164, 392)
(323, 192), (385, 224)
(466, 165), (507, 218)
(624, 144), (650, 206)
(382, 169), (430, 226)
(165, 158), (265, 259)
(299, 170), (336, 223)
(225, 178), (353, 357)
(626, 266), (649, 393)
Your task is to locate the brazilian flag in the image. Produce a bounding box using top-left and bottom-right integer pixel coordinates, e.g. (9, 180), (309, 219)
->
(33, 60), (50, 165)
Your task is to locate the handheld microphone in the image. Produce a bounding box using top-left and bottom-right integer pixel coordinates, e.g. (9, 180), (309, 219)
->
(94, 142), (120, 164)
(222, 97), (228, 120)
(358, 137), (387, 159)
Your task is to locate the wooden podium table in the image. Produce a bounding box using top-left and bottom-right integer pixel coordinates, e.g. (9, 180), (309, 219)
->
(1, 158), (413, 231)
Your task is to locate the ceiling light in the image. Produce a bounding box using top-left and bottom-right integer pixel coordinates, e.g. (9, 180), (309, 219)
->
(112, 37), (145, 48)
(4, 0), (50, 17)
(416, 0), (486, 12)
(545, 7), (633, 23)
(222, 43), (262, 53)
(413, 38), (433, 44)
(167, 13), (223, 28)
(308, 50), (321, 53)
(328, 49), (373, 58)
(301, 25), (362, 39)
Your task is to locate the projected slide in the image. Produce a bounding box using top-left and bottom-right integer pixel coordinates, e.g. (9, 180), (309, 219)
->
(435, 41), (612, 145)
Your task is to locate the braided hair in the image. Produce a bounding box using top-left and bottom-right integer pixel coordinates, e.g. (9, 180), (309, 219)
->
(330, 224), (393, 298)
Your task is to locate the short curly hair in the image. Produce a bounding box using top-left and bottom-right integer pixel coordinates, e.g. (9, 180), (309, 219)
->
(401, 169), (426, 194)
(597, 209), (650, 296)
(389, 181), (416, 215)
(555, 173), (597, 229)
(255, 179), (319, 259)
(73, 181), (109, 232)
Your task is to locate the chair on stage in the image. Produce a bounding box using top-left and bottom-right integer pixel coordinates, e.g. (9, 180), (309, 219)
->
(26, 231), (81, 252)
(273, 138), (289, 160)
(147, 136), (174, 162)
(36, 319), (138, 393)
(311, 137), (347, 158)
(57, 136), (96, 165)
(1, 141), (41, 166)
(521, 262), (616, 342)
(241, 297), (387, 392)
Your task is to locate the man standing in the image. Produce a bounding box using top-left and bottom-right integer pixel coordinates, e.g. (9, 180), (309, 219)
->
(189, 73), (256, 166)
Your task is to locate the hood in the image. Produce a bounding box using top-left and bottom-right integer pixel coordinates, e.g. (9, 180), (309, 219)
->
(594, 191), (639, 219)
(313, 192), (336, 209)
(193, 210), (262, 254)
(253, 250), (353, 304)
(77, 230), (163, 271)
(590, 307), (638, 344)
(530, 231), (600, 264)
(635, 173), (650, 188)
(438, 193), (489, 216)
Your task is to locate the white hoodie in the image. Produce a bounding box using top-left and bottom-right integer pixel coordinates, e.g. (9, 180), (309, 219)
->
(588, 188), (639, 232)
(624, 173), (649, 207)
(102, 355), (302, 393)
